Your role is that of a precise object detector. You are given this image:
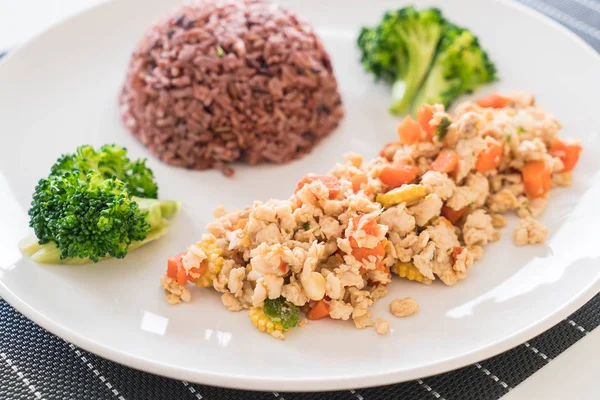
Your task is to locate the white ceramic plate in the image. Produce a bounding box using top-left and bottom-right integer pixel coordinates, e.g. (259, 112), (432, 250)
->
(0, 0), (599, 392)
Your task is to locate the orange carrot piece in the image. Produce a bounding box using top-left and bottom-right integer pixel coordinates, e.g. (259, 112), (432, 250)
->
(351, 174), (369, 193)
(187, 262), (208, 282)
(476, 143), (503, 173)
(279, 262), (288, 273)
(397, 115), (424, 145)
(476, 93), (509, 109)
(350, 215), (380, 236)
(417, 104), (436, 141)
(431, 150), (459, 173)
(350, 237), (386, 263)
(441, 205), (467, 225)
(549, 139), (582, 172)
(451, 246), (463, 263)
(295, 174), (340, 199)
(176, 264), (187, 286)
(167, 253), (185, 279)
(359, 263), (390, 275)
(167, 258), (179, 279)
(522, 160), (551, 198)
(378, 164), (420, 189)
(307, 300), (330, 320)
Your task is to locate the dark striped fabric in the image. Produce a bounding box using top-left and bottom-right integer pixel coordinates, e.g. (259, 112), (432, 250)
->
(1, 0), (599, 399)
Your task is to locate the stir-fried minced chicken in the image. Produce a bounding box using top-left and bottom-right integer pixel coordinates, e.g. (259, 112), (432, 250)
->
(161, 92), (582, 339)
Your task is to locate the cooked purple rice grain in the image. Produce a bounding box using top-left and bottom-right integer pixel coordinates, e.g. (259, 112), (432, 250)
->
(119, 0), (344, 176)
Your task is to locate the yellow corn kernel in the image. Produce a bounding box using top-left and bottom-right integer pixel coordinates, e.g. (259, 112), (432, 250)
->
(376, 184), (428, 209)
(391, 261), (425, 283)
(195, 274), (214, 288)
(191, 236), (224, 288)
(248, 307), (284, 334)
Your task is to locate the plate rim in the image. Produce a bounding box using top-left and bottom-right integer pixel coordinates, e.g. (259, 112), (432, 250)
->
(0, 0), (599, 391)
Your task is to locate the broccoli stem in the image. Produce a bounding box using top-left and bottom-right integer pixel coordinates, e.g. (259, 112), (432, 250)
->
(388, 26), (442, 115)
(20, 199), (179, 264)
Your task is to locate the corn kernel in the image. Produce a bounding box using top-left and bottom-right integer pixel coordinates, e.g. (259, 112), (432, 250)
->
(376, 184), (428, 209)
(190, 236), (224, 288)
(248, 307), (284, 336)
(391, 261), (425, 283)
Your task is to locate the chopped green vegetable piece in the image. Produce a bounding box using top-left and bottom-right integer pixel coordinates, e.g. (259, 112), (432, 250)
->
(264, 297), (299, 330)
(216, 45), (224, 57)
(505, 134), (512, 143)
(516, 126), (525, 134)
(435, 116), (452, 140)
(303, 221), (310, 230)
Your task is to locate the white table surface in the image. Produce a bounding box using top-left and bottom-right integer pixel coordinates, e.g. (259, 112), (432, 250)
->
(0, 0), (598, 399)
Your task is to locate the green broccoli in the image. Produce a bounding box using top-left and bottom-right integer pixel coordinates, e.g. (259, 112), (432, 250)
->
(412, 26), (497, 110)
(51, 144), (158, 199)
(358, 7), (446, 115)
(358, 7), (497, 115)
(264, 297), (300, 330)
(21, 145), (178, 264)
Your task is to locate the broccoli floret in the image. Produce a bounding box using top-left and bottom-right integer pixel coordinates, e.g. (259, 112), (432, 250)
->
(21, 198), (178, 265)
(358, 7), (446, 115)
(358, 21), (408, 85)
(412, 26), (497, 110)
(22, 145), (178, 264)
(358, 8), (497, 116)
(27, 171), (151, 262)
(263, 297), (299, 330)
(52, 144), (158, 199)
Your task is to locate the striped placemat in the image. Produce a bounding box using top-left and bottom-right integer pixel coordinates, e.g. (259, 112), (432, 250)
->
(1, 0), (599, 399)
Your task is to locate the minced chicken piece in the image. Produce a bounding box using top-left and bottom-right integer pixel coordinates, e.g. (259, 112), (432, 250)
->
(221, 292), (244, 311)
(552, 171), (572, 187)
(421, 170), (456, 200)
(161, 275), (191, 305)
(329, 300), (353, 320)
(353, 314), (375, 329)
(463, 210), (497, 247)
(389, 297), (419, 318)
(490, 213), (507, 229)
(513, 217), (549, 246)
(375, 317), (390, 335)
(409, 194), (443, 226)
(487, 189), (519, 213)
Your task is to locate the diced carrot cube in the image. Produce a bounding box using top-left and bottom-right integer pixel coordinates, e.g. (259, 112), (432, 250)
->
(476, 142), (503, 173)
(476, 93), (509, 109)
(431, 150), (459, 173)
(549, 139), (582, 172)
(307, 300), (330, 320)
(522, 160), (551, 198)
(351, 174), (369, 193)
(397, 115), (424, 145)
(441, 205), (467, 224)
(379, 164), (420, 190)
(417, 104), (436, 141)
